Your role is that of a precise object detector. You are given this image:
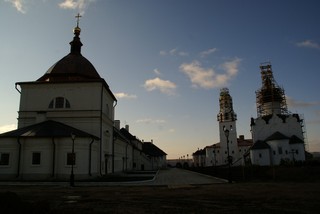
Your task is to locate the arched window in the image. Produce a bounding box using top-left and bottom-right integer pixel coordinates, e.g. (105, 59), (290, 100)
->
(49, 97), (70, 109)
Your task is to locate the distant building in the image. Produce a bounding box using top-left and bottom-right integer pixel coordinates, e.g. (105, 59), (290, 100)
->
(0, 18), (166, 181)
(192, 148), (206, 167)
(117, 124), (167, 171)
(204, 88), (252, 166)
(250, 63), (306, 165)
(142, 140), (167, 169)
(193, 63), (307, 167)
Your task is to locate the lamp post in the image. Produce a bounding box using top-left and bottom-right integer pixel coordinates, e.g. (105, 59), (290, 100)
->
(223, 126), (232, 183)
(70, 133), (76, 187)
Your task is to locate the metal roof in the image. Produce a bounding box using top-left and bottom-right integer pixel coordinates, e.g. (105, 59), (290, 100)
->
(142, 142), (167, 157)
(251, 140), (270, 150)
(0, 120), (99, 140)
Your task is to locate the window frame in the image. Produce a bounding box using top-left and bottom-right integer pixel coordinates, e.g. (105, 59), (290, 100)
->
(48, 97), (71, 109)
(0, 153), (10, 166)
(31, 152), (41, 166)
(66, 152), (76, 166)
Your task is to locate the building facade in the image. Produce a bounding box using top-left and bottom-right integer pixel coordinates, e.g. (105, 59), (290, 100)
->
(0, 19), (166, 181)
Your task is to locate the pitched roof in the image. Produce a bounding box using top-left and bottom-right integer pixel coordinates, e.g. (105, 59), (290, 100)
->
(142, 142), (167, 157)
(119, 128), (139, 141)
(265, 131), (289, 141)
(237, 139), (253, 147)
(193, 149), (206, 156)
(113, 127), (129, 142)
(205, 143), (219, 149)
(0, 120), (99, 139)
(289, 135), (304, 144)
(251, 140), (270, 150)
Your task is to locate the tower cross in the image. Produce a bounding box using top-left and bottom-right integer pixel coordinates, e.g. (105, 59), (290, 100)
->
(75, 13), (82, 27)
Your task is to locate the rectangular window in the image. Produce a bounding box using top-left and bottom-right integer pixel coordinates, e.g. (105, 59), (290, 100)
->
(278, 147), (283, 155)
(67, 153), (76, 165)
(0, 153), (10, 165)
(32, 152), (41, 165)
(259, 153), (262, 158)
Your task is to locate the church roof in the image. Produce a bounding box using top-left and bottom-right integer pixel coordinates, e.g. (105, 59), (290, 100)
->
(27, 16), (117, 101)
(37, 54), (101, 82)
(289, 135), (304, 144)
(251, 140), (270, 150)
(0, 120), (99, 139)
(265, 131), (289, 141)
(37, 16), (101, 82)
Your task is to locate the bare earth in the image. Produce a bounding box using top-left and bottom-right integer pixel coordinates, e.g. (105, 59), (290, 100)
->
(1, 168), (320, 213)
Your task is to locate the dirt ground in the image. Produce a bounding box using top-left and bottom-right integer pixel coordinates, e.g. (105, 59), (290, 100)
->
(1, 182), (319, 214)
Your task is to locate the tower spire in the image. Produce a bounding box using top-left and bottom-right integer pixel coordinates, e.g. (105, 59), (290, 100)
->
(217, 88), (237, 122)
(70, 13), (83, 55)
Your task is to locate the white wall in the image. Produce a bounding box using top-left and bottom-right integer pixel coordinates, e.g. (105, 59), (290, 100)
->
(250, 149), (271, 166)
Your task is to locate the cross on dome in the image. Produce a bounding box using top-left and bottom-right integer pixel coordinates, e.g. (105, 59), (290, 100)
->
(75, 13), (82, 27)
(73, 13), (82, 36)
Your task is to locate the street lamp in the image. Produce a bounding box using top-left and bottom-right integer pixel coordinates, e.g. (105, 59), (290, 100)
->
(70, 133), (76, 187)
(223, 126), (232, 183)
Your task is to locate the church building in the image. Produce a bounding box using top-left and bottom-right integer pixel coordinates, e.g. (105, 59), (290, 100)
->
(0, 16), (166, 181)
(250, 63), (306, 165)
(199, 88), (252, 167)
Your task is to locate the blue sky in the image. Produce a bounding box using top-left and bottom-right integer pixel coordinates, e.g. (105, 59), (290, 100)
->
(1, 0), (320, 159)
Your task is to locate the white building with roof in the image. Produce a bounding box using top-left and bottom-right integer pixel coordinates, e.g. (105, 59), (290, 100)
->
(200, 88), (252, 167)
(250, 63), (306, 165)
(0, 17), (166, 181)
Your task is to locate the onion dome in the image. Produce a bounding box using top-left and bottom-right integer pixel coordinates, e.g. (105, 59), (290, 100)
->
(37, 14), (101, 82)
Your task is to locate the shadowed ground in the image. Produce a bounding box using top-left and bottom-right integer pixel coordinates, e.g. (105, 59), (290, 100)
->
(0, 168), (319, 213)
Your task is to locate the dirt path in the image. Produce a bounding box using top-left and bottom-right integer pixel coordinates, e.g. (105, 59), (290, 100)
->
(1, 182), (319, 213)
(149, 168), (227, 186)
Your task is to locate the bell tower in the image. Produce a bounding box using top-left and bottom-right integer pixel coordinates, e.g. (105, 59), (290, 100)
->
(217, 88), (238, 164)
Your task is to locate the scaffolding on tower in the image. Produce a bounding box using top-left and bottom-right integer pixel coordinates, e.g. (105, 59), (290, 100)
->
(255, 62), (289, 117)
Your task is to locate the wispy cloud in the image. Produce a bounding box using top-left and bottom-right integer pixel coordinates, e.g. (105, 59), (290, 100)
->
(5, 0), (95, 14)
(5, 0), (26, 13)
(168, 128), (175, 133)
(136, 118), (166, 124)
(200, 48), (217, 57)
(296, 40), (320, 50)
(286, 96), (319, 108)
(153, 68), (161, 76)
(58, 0), (96, 14)
(179, 58), (241, 89)
(115, 92), (137, 99)
(0, 124), (16, 134)
(143, 77), (177, 95)
(159, 48), (189, 57)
